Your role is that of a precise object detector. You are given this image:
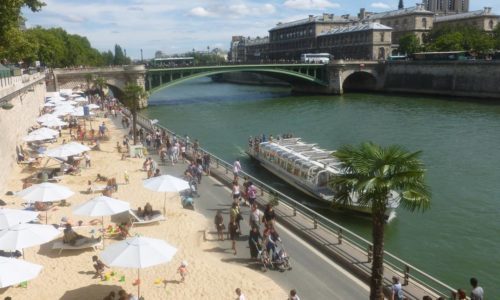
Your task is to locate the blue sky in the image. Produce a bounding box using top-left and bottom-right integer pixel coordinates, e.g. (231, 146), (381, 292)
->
(23, 0), (499, 59)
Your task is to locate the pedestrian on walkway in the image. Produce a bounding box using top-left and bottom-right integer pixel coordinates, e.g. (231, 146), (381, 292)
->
(470, 277), (484, 300)
(228, 219), (239, 255)
(233, 159), (242, 181)
(214, 210), (224, 241)
(235, 288), (246, 300)
(288, 289), (300, 300)
(84, 152), (91, 168)
(391, 276), (404, 300)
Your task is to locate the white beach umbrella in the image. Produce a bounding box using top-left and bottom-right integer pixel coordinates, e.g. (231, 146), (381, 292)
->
(16, 182), (74, 204)
(42, 118), (68, 128)
(0, 209), (39, 230)
(100, 236), (177, 297)
(143, 175), (190, 212)
(43, 102), (56, 107)
(30, 127), (59, 137)
(0, 257), (43, 288)
(87, 104), (100, 110)
(23, 131), (54, 142)
(0, 223), (60, 251)
(71, 107), (94, 117)
(37, 114), (60, 123)
(73, 196), (130, 217)
(44, 142), (90, 158)
(73, 97), (88, 103)
(73, 195), (130, 244)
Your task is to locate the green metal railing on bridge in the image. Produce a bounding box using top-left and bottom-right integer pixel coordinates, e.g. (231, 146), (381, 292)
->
(146, 64), (329, 94)
(121, 109), (461, 299)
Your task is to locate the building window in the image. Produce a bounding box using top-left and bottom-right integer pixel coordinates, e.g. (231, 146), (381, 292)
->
(422, 18), (427, 29)
(381, 32), (385, 42)
(489, 20), (494, 29)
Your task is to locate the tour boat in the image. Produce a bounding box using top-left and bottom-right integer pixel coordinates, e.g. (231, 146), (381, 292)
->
(246, 137), (399, 218)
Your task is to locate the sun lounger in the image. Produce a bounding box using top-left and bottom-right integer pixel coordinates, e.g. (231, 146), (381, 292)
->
(52, 239), (102, 255)
(128, 209), (165, 226)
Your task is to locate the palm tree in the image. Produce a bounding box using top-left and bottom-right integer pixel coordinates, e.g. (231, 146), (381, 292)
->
(93, 76), (106, 100)
(123, 83), (147, 145)
(84, 73), (94, 96)
(330, 142), (431, 300)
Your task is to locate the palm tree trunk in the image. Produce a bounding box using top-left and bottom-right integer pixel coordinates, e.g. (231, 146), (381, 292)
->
(370, 201), (386, 300)
(132, 109), (138, 145)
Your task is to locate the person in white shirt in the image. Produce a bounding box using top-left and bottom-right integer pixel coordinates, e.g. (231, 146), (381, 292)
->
(470, 277), (484, 300)
(235, 288), (246, 300)
(233, 159), (242, 181)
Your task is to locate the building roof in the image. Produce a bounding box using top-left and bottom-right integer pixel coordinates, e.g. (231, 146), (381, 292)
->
(246, 37), (269, 46)
(270, 14), (358, 31)
(363, 5), (433, 21)
(434, 8), (499, 23)
(318, 22), (392, 36)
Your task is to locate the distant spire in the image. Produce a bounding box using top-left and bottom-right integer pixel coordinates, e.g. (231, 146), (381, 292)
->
(398, 0), (404, 9)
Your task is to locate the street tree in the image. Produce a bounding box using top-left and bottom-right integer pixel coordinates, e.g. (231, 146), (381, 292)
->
(398, 34), (421, 55)
(0, 0), (45, 45)
(330, 142), (431, 300)
(123, 84), (147, 145)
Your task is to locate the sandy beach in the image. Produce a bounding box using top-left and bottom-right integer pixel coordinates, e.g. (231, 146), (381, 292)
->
(0, 114), (285, 299)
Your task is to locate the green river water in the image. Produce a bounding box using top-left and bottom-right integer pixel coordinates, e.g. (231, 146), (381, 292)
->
(144, 77), (500, 296)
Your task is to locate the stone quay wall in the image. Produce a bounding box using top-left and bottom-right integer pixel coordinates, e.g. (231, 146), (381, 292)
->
(0, 77), (46, 193)
(380, 60), (500, 99)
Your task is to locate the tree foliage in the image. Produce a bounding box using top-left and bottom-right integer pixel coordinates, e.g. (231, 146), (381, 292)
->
(424, 25), (494, 53)
(0, 0), (45, 43)
(398, 34), (421, 55)
(330, 142), (431, 300)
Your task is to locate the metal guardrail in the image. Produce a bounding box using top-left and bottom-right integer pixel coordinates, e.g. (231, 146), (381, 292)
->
(123, 109), (459, 299)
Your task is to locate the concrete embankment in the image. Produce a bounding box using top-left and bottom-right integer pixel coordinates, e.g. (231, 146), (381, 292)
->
(381, 60), (500, 99)
(0, 80), (45, 192)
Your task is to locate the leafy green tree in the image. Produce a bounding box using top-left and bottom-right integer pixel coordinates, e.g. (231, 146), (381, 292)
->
(102, 50), (114, 66)
(425, 24), (494, 53)
(398, 34), (421, 55)
(330, 142), (431, 300)
(0, 0), (45, 45)
(0, 27), (38, 65)
(123, 84), (147, 144)
(493, 24), (500, 49)
(114, 44), (126, 65)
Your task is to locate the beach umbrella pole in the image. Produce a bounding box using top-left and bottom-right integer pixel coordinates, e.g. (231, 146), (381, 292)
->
(102, 216), (105, 249)
(164, 193), (166, 214)
(45, 210), (48, 224)
(138, 268), (141, 298)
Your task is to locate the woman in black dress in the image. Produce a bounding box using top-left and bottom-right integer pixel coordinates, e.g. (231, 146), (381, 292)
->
(248, 226), (263, 259)
(263, 204), (276, 227)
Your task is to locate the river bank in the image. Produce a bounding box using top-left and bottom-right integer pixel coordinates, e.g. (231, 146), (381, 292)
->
(0, 111), (285, 299)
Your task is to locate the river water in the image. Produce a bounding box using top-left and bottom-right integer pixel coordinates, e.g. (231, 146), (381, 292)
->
(144, 77), (500, 295)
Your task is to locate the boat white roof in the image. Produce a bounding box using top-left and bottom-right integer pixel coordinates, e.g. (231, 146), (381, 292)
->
(261, 138), (341, 174)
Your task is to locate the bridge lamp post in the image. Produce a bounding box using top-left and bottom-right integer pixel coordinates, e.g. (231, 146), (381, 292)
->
(140, 49), (143, 63)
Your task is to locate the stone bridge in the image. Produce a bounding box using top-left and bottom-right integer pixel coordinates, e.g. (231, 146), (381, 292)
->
(47, 62), (383, 107)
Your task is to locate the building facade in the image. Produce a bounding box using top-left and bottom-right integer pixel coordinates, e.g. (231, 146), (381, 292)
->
(317, 23), (392, 60)
(268, 13), (358, 60)
(245, 37), (270, 62)
(361, 4), (434, 45)
(434, 7), (500, 31)
(422, 0), (469, 15)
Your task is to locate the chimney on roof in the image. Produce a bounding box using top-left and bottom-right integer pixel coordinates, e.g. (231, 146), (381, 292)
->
(359, 8), (366, 19)
(484, 7), (492, 14)
(398, 0), (404, 9)
(323, 13), (329, 20)
(309, 14), (314, 21)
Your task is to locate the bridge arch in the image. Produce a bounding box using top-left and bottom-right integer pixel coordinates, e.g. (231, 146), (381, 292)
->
(342, 71), (378, 92)
(146, 65), (328, 94)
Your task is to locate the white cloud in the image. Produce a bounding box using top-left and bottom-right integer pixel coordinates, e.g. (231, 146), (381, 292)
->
(370, 2), (391, 9)
(228, 3), (276, 16)
(283, 0), (340, 10)
(189, 7), (213, 17)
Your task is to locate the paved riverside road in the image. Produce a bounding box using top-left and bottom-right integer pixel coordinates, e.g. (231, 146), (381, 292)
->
(158, 161), (369, 299)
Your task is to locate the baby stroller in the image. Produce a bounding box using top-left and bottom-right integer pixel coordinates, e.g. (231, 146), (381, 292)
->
(271, 241), (292, 272)
(256, 242), (273, 272)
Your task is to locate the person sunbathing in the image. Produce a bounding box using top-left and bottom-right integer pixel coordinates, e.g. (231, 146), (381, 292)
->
(95, 173), (108, 182)
(63, 224), (100, 246)
(143, 203), (154, 220)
